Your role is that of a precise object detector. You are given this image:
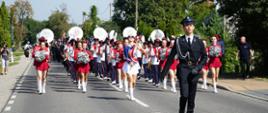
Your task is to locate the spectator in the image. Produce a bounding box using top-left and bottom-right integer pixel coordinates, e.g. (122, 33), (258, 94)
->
(24, 41), (32, 59)
(1, 43), (9, 75)
(238, 36), (253, 79)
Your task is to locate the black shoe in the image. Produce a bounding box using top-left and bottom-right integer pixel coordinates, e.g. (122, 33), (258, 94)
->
(137, 76), (141, 80)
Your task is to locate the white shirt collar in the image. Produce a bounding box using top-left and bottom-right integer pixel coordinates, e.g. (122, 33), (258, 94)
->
(185, 34), (194, 43)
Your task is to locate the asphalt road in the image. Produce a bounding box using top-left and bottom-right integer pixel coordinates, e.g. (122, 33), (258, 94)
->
(2, 62), (268, 113)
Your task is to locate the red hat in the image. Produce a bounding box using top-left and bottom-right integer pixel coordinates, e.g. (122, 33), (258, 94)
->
(39, 37), (47, 42)
(214, 34), (221, 40)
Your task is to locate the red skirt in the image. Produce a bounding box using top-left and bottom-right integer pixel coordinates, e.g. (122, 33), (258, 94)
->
(116, 61), (124, 69)
(203, 63), (209, 70)
(209, 57), (222, 68)
(76, 63), (90, 73)
(161, 59), (178, 70)
(35, 60), (49, 71)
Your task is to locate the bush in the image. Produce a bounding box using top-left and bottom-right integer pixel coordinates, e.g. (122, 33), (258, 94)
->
(222, 46), (239, 73)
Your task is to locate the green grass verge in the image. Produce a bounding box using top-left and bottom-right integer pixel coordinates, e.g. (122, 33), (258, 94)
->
(13, 51), (24, 57)
(9, 61), (19, 66)
(254, 77), (268, 82)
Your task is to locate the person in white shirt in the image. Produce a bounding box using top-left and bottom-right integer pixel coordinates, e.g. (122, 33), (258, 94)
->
(149, 40), (161, 86)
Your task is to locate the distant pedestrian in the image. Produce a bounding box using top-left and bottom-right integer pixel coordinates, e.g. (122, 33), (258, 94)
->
(24, 41), (32, 59)
(238, 36), (253, 79)
(1, 43), (9, 75)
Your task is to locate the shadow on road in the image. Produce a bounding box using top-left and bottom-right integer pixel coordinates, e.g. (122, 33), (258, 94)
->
(88, 96), (127, 101)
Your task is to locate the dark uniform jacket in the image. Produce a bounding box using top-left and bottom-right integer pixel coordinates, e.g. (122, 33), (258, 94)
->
(161, 35), (207, 78)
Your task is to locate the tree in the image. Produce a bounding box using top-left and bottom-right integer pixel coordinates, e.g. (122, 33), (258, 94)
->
(24, 18), (47, 44)
(99, 21), (120, 34)
(113, 0), (213, 38)
(0, 1), (11, 47)
(47, 10), (70, 39)
(13, 0), (33, 25)
(219, 0), (268, 73)
(82, 5), (100, 37)
(11, 0), (33, 48)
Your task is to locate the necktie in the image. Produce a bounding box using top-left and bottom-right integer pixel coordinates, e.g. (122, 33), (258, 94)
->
(187, 37), (191, 47)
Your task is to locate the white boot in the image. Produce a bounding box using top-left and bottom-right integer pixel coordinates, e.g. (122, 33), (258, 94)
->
(42, 80), (46, 93)
(202, 79), (208, 90)
(118, 73), (123, 88)
(124, 79), (128, 92)
(82, 82), (87, 93)
(129, 87), (134, 101)
(78, 80), (81, 90)
(163, 77), (167, 89)
(204, 79), (208, 89)
(213, 82), (218, 93)
(119, 79), (123, 89)
(37, 80), (42, 94)
(171, 79), (177, 93)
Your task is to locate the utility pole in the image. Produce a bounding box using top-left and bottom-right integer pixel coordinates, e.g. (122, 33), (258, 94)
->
(109, 3), (112, 19)
(135, 0), (138, 29)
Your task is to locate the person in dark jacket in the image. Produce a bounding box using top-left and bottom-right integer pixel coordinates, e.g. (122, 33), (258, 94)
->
(161, 17), (207, 113)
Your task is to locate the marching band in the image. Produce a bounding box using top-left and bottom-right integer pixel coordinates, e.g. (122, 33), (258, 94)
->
(31, 18), (221, 107)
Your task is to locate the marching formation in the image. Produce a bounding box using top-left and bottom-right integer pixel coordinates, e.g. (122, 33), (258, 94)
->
(30, 17), (223, 113)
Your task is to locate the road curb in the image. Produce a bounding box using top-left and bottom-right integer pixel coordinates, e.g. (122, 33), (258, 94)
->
(198, 81), (268, 102)
(0, 59), (33, 112)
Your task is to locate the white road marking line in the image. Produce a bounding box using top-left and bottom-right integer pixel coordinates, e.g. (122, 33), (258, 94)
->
(126, 95), (149, 108)
(11, 95), (16, 99)
(96, 76), (150, 108)
(8, 100), (15, 105)
(109, 83), (122, 92)
(2, 61), (32, 112)
(4, 106), (11, 111)
(19, 80), (23, 84)
(15, 86), (21, 90)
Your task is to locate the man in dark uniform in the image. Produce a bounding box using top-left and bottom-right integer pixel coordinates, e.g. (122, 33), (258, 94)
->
(161, 17), (207, 113)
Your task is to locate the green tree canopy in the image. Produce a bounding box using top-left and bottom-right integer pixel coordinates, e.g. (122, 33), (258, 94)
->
(47, 10), (70, 39)
(0, 1), (11, 47)
(24, 18), (47, 44)
(113, 0), (213, 38)
(82, 5), (100, 37)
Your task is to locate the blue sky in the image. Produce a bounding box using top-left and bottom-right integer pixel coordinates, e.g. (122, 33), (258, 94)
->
(4, 0), (113, 24)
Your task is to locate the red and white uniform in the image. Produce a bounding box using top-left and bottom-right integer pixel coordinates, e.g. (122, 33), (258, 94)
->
(74, 49), (92, 73)
(110, 47), (117, 66)
(116, 48), (124, 69)
(208, 44), (222, 68)
(123, 46), (141, 75)
(149, 47), (160, 65)
(161, 48), (179, 71)
(159, 47), (169, 68)
(203, 47), (209, 70)
(32, 46), (50, 71)
(91, 44), (99, 58)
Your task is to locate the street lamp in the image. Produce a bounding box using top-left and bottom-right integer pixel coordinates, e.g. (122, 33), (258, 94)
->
(9, 15), (15, 63)
(135, 0), (138, 30)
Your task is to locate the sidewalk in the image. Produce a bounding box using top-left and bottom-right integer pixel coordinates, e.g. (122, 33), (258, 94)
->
(204, 77), (268, 102)
(0, 56), (32, 111)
